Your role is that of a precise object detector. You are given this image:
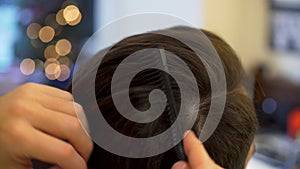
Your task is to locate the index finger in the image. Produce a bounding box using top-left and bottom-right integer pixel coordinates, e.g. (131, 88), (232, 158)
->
(40, 86), (73, 101)
(183, 130), (215, 168)
(29, 83), (73, 101)
(25, 126), (87, 169)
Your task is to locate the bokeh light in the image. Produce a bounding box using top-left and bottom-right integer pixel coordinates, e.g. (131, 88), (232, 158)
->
(56, 9), (67, 25)
(63, 5), (81, 26)
(262, 98), (277, 114)
(45, 13), (59, 29)
(45, 62), (61, 80)
(44, 58), (59, 68)
(55, 39), (72, 56)
(34, 59), (44, 75)
(20, 58), (35, 75)
(57, 64), (71, 81)
(44, 45), (59, 59)
(68, 12), (82, 26)
(30, 39), (43, 48)
(39, 26), (55, 43)
(26, 23), (41, 39)
(58, 56), (71, 66)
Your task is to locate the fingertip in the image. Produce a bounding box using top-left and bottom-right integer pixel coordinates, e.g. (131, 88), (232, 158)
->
(183, 130), (191, 138)
(73, 157), (87, 169)
(183, 130), (201, 146)
(172, 161), (188, 169)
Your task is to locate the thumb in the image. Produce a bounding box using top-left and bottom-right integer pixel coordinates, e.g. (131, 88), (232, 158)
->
(171, 161), (190, 169)
(183, 130), (221, 169)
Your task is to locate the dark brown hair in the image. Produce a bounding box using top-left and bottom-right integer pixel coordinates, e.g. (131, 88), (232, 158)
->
(76, 26), (258, 169)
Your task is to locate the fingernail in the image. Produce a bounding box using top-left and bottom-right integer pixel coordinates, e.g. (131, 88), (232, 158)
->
(172, 162), (187, 169)
(184, 130), (191, 137)
(184, 130), (202, 143)
(74, 102), (90, 135)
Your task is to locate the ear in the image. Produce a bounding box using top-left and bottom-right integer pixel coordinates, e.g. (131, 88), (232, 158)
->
(244, 143), (255, 168)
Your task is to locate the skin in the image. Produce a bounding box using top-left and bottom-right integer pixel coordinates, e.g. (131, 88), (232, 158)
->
(0, 83), (93, 169)
(172, 131), (255, 169)
(245, 143), (255, 167)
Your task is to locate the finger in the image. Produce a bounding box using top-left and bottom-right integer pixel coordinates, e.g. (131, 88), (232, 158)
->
(32, 83), (73, 101)
(37, 95), (78, 117)
(75, 103), (90, 134)
(25, 106), (92, 161)
(183, 130), (214, 168)
(171, 161), (190, 169)
(42, 88), (73, 101)
(25, 126), (87, 169)
(12, 101), (92, 161)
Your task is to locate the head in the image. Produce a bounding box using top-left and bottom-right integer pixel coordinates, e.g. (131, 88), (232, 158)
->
(73, 26), (258, 169)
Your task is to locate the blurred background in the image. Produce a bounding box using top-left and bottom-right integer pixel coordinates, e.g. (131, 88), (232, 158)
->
(0, 0), (300, 168)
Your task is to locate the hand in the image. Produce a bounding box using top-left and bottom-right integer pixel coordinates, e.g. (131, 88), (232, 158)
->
(0, 83), (92, 169)
(172, 131), (224, 169)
